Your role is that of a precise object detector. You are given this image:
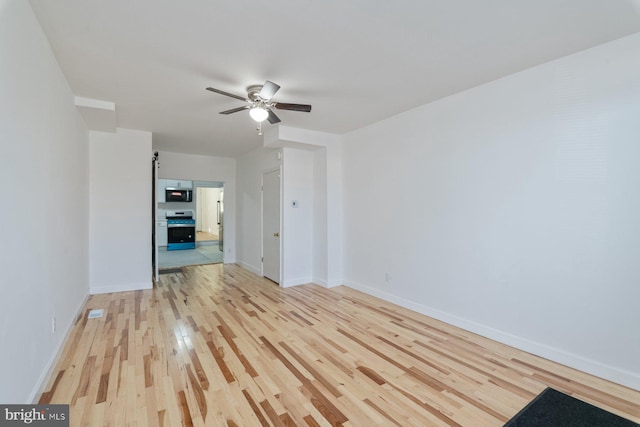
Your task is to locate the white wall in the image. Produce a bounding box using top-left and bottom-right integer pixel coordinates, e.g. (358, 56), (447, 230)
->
(282, 148), (315, 287)
(325, 141), (343, 287)
(89, 129), (152, 293)
(342, 33), (640, 390)
(236, 147), (282, 274)
(313, 149), (328, 284)
(156, 150), (236, 262)
(196, 187), (221, 233)
(0, 0), (89, 402)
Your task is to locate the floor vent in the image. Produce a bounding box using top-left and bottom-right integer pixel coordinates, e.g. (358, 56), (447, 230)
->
(88, 309), (104, 319)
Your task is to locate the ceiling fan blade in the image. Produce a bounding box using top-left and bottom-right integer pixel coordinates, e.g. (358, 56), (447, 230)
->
(219, 105), (250, 115)
(206, 87), (248, 102)
(267, 109), (281, 124)
(259, 80), (280, 100)
(274, 102), (312, 113)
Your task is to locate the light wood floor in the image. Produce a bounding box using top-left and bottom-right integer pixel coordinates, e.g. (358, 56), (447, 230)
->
(39, 264), (640, 426)
(196, 231), (218, 241)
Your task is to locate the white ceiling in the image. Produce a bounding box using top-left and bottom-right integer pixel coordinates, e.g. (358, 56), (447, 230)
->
(29, 0), (640, 158)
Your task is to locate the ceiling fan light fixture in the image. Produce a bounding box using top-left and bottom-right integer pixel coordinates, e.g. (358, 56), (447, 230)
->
(207, 80), (311, 128)
(249, 106), (269, 122)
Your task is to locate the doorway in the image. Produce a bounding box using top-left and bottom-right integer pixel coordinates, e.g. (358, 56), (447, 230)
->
(262, 169), (281, 284)
(196, 187), (221, 242)
(194, 182), (224, 260)
(156, 180), (224, 270)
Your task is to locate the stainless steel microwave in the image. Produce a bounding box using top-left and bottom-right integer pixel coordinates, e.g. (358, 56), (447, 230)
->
(165, 188), (192, 202)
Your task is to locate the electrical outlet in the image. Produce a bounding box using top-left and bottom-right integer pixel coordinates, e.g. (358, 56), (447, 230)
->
(385, 273), (392, 283)
(52, 317), (56, 334)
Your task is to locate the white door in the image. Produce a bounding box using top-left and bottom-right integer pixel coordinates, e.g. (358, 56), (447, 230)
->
(262, 170), (280, 284)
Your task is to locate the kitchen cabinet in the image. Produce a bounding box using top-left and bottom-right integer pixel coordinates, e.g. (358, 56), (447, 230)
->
(157, 179), (166, 203)
(156, 220), (168, 246)
(164, 179), (192, 189)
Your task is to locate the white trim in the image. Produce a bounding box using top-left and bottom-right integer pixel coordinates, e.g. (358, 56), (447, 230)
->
(344, 279), (640, 391)
(325, 279), (342, 288)
(282, 277), (313, 288)
(29, 292), (89, 403)
(261, 167), (282, 285)
(279, 166), (283, 287)
(312, 278), (342, 289)
(89, 281), (152, 295)
(312, 278), (328, 287)
(74, 96), (115, 111)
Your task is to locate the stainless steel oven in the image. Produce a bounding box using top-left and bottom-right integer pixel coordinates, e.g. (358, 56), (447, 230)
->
(166, 210), (196, 250)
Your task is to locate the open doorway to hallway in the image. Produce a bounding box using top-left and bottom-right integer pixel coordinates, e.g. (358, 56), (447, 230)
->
(196, 186), (222, 244)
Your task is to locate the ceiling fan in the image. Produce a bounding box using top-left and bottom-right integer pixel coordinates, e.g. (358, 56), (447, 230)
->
(206, 80), (311, 133)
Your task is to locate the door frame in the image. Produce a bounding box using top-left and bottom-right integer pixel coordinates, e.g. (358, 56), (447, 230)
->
(152, 153), (159, 282)
(261, 167), (282, 285)
(193, 181), (225, 258)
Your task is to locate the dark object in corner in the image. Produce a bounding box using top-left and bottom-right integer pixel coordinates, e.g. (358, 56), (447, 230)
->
(504, 387), (639, 427)
(159, 267), (183, 275)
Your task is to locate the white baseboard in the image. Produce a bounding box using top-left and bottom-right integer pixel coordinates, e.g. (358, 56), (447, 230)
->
(282, 277), (313, 288)
(236, 260), (261, 276)
(312, 277), (342, 288)
(89, 281), (152, 295)
(344, 279), (640, 392)
(312, 277), (328, 287)
(325, 279), (342, 288)
(29, 291), (89, 403)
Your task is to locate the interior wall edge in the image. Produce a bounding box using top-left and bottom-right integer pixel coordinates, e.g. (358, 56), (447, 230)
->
(311, 278), (342, 289)
(325, 279), (343, 288)
(312, 278), (328, 287)
(89, 281), (153, 295)
(281, 276), (314, 288)
(235, 260), (261, 276)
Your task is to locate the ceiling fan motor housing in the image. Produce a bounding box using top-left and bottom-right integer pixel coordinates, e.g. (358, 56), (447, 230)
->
(246, 85), (264, 102)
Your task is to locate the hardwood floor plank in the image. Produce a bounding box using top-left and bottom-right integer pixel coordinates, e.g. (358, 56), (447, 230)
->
(38, 263), (640, 426)
(241, 389), (271, 427)
(260, 336), (349, 425)
(185, 364), (207, 420)
(280, 341), (343, 398)
(177, 390), (194, 427)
